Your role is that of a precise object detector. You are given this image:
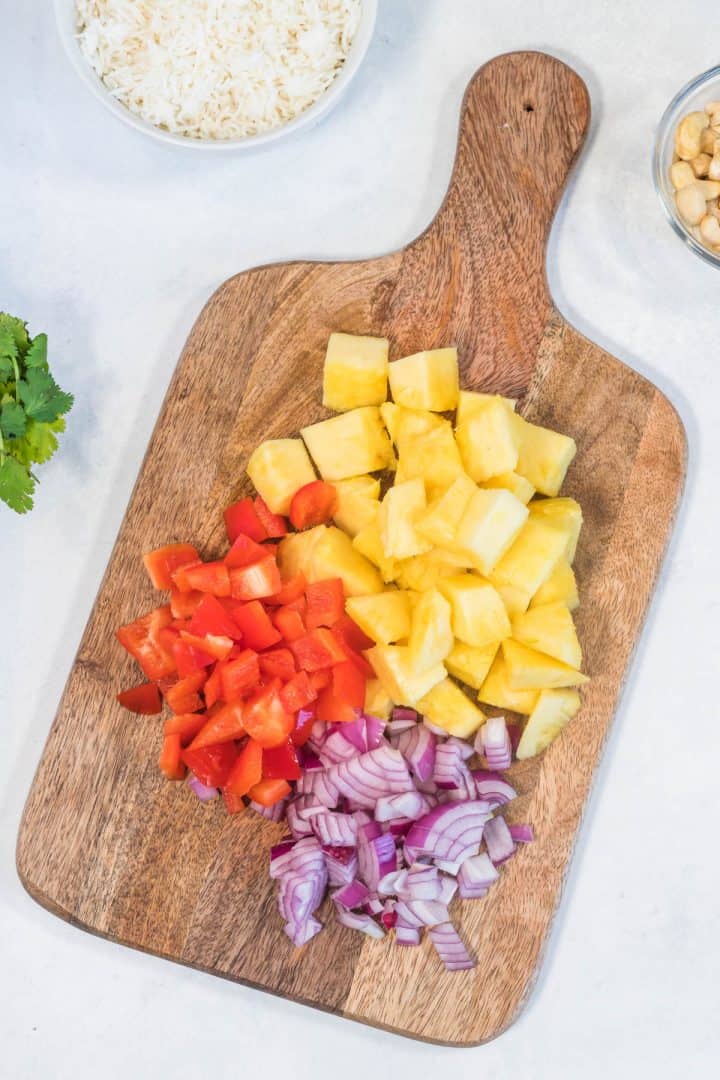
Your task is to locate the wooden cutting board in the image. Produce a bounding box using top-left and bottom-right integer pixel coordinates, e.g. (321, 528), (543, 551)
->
(17, 52), (685, 1045)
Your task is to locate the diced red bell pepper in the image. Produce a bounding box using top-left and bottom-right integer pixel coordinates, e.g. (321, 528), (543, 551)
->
(165, 670), (207, 714)
(266, 571), (307, 606)
(143, 543), (200, 591)
(253, 496), (288, 538)
(117, 681), (163, 715)
(170, 589), (204, 619)
(203, 665), (223, 708)
(224, 498), (268, 544)
(188, 701), (245, 750)
(229, 556), (281, 601)
(309, 669), (332, 692)
(220, 650), (260, 702)
(173, 561), (231, 597)
(271, 605), (306, 643)
(262, 740), (302, 781)
(223, 789), (247, 814)
(242, 682), (295, 748)
(284, 594), (307, 616)
(249, 778), (292, 807)
(172, 639), (213, 677)
(289, 480), (338, 530)
(225, 532), (268, 569)
(227, 600), (282, 651)
(338, 646), (375, 679)
(159, 733), (186, 780)
(164, 712), (207, 744)
(332, 612), (374, 653)
(305, 578), (345, 629)
(179, 631), (234, 662)
(315, 660), (366, 724)
(279, 670), (317, 713)
(182, 741), (238, 788)
(291, 703), (317, 746)
(258, 647), (296, 682)
(223, 738), (263, 796)
(290, 627), (348, 671)
(117, 606), (175, 681)
(188, 594), (242, 640)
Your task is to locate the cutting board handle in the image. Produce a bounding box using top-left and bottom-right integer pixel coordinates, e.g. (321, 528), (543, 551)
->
(391, 52), (590, 389)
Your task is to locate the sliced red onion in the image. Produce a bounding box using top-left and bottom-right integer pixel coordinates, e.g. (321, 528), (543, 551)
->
(358, 828), (397, 890)
(318, 730), (359, 765)
(433, 741), (465, 789)
(298, 748), (323, 771)
(387, 717), (417, 735)
(481, 716), (512, 771)
(375, 790), (430, 822)
(396, 723), (437, 783)
(187, 775), (219, 802)
(381, 899), (397, 929)
(509, 823), (534, 844)
(334, 905), (385, 938)
(352, 809), (373, 828)
(270, 839), (299, 878)
(378, 869), (403, 896)
(391, 706), (417, 725)
(471, 770), (517, 807)
(276, 837), (327, 941)
(326, 744), (414, 810)
(323, 844), (358, 887)
(295, 768), (339, 807)
(312, 811), (358, 847)
(386, 817), (415, 837)
(395, 898), (449, 928)
(438, 769), (476, 802)
(338, 714), (387, 753)
(438, 876), (458, 905)
(433, 857), (462, 875)
(429, 922), (475, 971)
(483, 815), (516, 865)
(416, 777), (438, 796)
(457, 852), (499, 898)
(396, 922), (421, 946)
(405, 800), (492, 865)
(333, 879), (370, 910)
(286, 801), (314, 839)
(365, 895), (384, 916)
(294, 795), (325, 820)
(400, 865), (441, 902)
(284, 916), (323, 946)
(446, 736), (475, 761)
(250, 798), (287, 822)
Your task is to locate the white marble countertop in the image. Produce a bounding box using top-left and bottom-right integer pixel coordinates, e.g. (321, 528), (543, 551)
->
(2, 2), (718, 1076)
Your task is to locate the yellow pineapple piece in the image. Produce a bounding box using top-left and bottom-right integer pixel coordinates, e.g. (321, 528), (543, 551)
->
(277, 525), (327, 579)
(438, 574), (511, 647)
(516, 689), (581, 759)
(352, 518), (397, 583)
(380, 401), (400, 443)
(477, 653), (539, 714)
(511, 602), (583, 668)
(483, 471), (535, 504)
(388, 347), (459, 411)
(531, 559), (579, 610)
(456, 390), (516, 426)
(378, 479), (432, 559)
(309, 526), (382, 596)
(502, 639), (588, 690)
(395, 421), (465, 498)
(301, 407), (393, 481)
(455, 398), (520, 482)
(367, 645), (446, 705)
(364, 679), (393, 720)
(345, 591), (412, 645)
(416, 678), (486, 739)
(453, 488), (529, 575)
(332, 475), (381, 537)
(488, 517), (569, 597)
(394, 548), (467, 591)
(512, 414), (577, 496)
(494, 583), (533, 617)
(394, 406), (445, 442)
(416, 473), (476, 548)
(528, 497), (583, 562)
(445, 640), (499, 689)
(246, 438), (316, 515)
(322, 333), (389, 411)
(408, 588), (453, 671)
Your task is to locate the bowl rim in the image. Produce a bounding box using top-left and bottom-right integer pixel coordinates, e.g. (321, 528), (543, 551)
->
(653, 63), (720, 269)
(54, 0), (378, 150)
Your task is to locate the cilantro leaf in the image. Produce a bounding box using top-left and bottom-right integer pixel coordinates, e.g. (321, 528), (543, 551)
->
(17, 368), (74, 423)
(0, 313), (29, 355)
(0, 328), (17, 380)
(23, 418), (65, 465)
(25, 333), (48, 370)
(0, 401), (27, 439)
(0, 456), (35, 513)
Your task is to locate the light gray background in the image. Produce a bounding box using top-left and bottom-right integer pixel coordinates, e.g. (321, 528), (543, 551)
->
(1, 3), (717, 1077)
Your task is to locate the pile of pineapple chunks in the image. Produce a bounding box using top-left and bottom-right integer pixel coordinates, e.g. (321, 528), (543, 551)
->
(247, 333), (588, 760)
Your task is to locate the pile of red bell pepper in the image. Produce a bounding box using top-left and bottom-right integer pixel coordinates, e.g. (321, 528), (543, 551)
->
(116, 487), (373, 814)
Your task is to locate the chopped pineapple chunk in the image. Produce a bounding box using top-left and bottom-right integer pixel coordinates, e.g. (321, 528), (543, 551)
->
(367, 645), (446, 705)
(494, 582), (533, 617)
(388, 348), (459, 411)
(345, 591), (412, 645)
(511, 602), (583, 668)
(379, 479), (432, 559)
(379, 401), (400, 443)
(331, 475), (381, 537)
(246, 438), (316, 515)
(416, 473), (476, 548)
(528, 497), (583, 562)
(301, 407), (393, 481)
(455, 399), (520, 482)
(445, 640), (499, 690)
(483, 471), (535, 504)
(489, 517), (569, 597)
(408, 588), (453, 671)
(512, 414), (577, 497)
(277, 525), (326, 579)
(395, 422), (465, 497)
(516, 689), (581, 759)
(502, 639), (588, 690)
(456, 390), (516, 426)
(322, 333), (389, 411)
(310, 526), (382, 596)
(416, 678), (486, 739)
(394, 406), (445, 442)
(364, 679), (393, 720)
(439, 573), (511, 647)
(352, 518), (397, 583)
(531, 559), (579, 610)
(394, 548), (467, 591)
(477, 653), (539, 714)
(453, 489), (529, 575)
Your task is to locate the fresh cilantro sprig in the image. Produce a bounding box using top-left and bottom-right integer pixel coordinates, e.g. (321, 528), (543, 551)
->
(0, 314), (73, 514)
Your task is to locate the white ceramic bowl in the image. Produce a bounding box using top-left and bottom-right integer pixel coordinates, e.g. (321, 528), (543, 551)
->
(55, 0), (377, 150)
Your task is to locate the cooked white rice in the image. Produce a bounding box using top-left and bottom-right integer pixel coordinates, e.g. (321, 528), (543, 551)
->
(75, 0), (362, 141)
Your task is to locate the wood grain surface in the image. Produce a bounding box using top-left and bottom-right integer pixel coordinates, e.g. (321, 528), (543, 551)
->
(16, 52), (686, 1045)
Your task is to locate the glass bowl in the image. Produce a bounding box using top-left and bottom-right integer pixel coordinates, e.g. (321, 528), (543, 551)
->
(653, 64), (720, 268)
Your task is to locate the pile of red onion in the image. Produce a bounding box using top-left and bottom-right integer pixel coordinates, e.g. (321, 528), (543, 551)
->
(248, 708), (532, 972)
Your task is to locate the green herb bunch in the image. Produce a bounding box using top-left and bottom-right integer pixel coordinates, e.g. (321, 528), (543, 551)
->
(0, 314), (74, 514)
